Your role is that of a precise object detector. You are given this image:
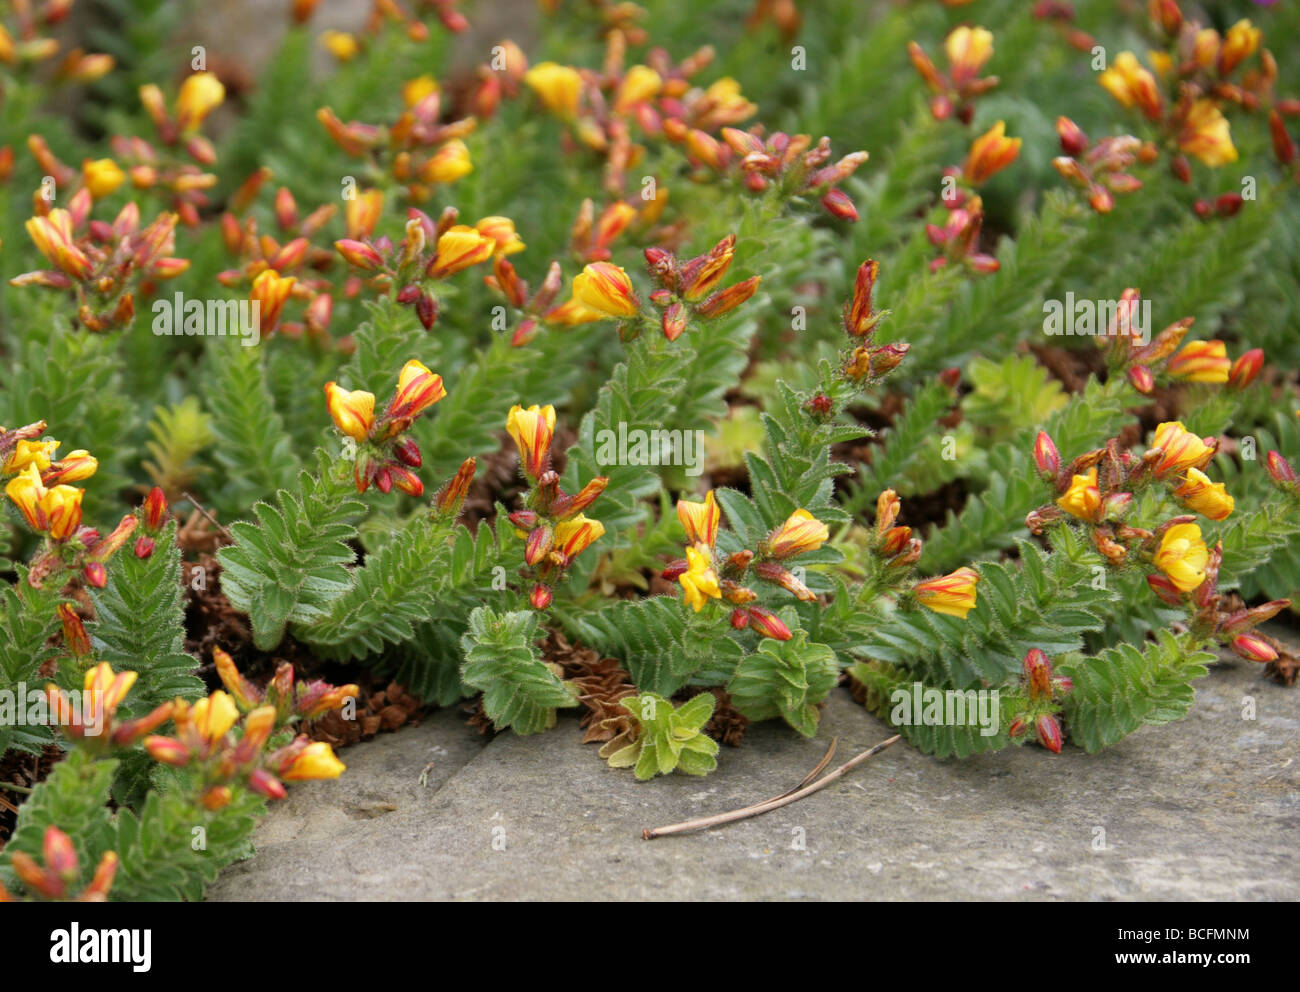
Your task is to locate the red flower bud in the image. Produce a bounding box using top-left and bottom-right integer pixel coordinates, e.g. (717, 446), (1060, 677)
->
(1035, 714), (1063, 753)
(746, 605), (792, 641)
(1127, 364), (1155, 394)
(1033, 431), (1060, 477)
(1056, 116), (1088, 156)
(661, 558), (689, 581)
(393, 437), (422, 467)
(134, 536), (155, 559)
(1231, 634), (1277, 663)
(83, 562), (107, 588)
(1266, 451), (1298, 486)
(530, 584), (553, 610)
(730, 608), (749, 630)
(143, 486), (168, 530)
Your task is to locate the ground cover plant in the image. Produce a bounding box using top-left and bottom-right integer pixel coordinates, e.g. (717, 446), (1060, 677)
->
(1, 0), (1298, 901)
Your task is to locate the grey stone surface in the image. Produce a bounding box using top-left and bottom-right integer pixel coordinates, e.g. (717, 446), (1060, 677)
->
(208, 655), (1300, 901)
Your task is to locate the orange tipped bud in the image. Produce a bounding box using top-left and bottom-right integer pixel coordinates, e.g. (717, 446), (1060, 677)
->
(695, 275), (761, 319)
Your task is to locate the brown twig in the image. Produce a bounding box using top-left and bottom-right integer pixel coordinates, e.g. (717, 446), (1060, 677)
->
(642, 734), (901, 840)
(182, 491), (234, 543)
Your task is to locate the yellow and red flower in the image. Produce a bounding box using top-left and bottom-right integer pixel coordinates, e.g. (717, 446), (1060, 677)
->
(1174, 468), (1234, 521)
(4, 465), (84, 540)
(767, 509), (829, 559)
(323, 382), (376, 441)
(428, 226), (495, 279)
(572, 261), (638, 318)
(914, 566), (980, 618)
(384, 359), (446, 436)
(1149, 421), (1214, 479)
(250, 269), (296, 333)
(677, 491), (720, 549)
(1167, 340), (1230, 383)
(553, 514), (605, 561)
(963, 120), (1021, 185)
(506, 404), (556, 478)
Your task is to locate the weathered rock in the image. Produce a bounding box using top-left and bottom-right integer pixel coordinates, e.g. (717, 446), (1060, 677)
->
(208, 656), (1299, 901)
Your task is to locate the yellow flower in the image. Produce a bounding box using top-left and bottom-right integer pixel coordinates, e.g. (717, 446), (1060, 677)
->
(524, 61), (582, 118)
(1178, 99), (1236, 167)
(83, 662), (138, 729)
(1154, 522), (1208, 592)
(26, 209), (91, 280)
(1055, 467), (1102, 521)
(1174, 468), (1234, 521)
(553, 514), (605, 560)
(344, 189), (384, 239)
(614, 65), (662, 111)
(420, 138), (473, 185)
(282, 740), (346, 780)
(767, 509), (829, 558)
(506, 403), (556, 478)
(1167, 340), (1230, 383)
(190, 690), (240, 747)
(1218, 19), (1260, 75)
(677, 491), (720, 548)
(963, 120), (1021, 185)
(944, 25), (993, 83)
(250, 269), (296, 332)
(320, 30), (360, 62)
(5, 467), (46, 530)
(680, 545), (721, 612)
(402, 73), (439, 107)
(3, 438), (59, 474)
(427, 225), (494, 278)
(914, 566), (980, 618)
(1098, 51), (1162, 119)
(701, 77), (757, 124)
(323, 381), (376, 441)
(474, 216), (526, 256)
(82, 158), (125, 199)
(175, 71), (225, 132)
(1149, 422), (1214, 479)
(572, 262), (638, 318)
